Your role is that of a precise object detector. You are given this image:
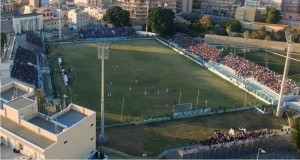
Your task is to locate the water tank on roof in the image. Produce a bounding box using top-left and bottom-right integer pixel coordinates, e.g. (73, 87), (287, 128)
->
(20, 114), (24, 120)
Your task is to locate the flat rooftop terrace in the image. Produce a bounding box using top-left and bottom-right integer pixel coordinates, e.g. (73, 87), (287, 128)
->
(28, 117), (64, 134)
(5, 97), (34, 110)
(56, 109), (87, 127)
(0, 116), (55, 149)
(1, 88), (28, 101)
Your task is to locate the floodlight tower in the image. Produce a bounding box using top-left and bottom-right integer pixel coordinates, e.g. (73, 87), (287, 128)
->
(145, 0), (149, 35)
(97, 41), (110, 143)
(276, 31), (293, 117)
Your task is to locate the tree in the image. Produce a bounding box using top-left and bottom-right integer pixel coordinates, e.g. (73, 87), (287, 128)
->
(214, 25), (227, 36)
(224, 19), (241, 32)
(265, 7), (282, 24)
(274, 30), (286, 41)
(199, 15), (215, 31)
(1, 32), (7, 58)
(148, 7), (175, 36)
(173, 22), (188, 33)
(243, 30), (250, 57)
(103, 6), (130, 27)
(34, 88), (47, 114)
(290, 117), (300, 152)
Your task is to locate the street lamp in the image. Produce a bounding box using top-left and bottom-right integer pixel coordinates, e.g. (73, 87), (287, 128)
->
(276, 31), (293, 117)
(68, 87), (72, 103)
(257, 148), (266, 160)
(97, 41), (110, 144)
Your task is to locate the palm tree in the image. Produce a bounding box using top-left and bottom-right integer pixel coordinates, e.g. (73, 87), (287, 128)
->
(264, 35), (271, 67)
(226, 26), (231, 51)
(243, 30), (250, 58)
(34, 88), (46, 114)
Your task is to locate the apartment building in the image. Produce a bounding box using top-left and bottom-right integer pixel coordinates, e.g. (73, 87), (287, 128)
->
(40, 8), (62, 30)
(118, 0), (177, 26)
(1, 0), (16, 13)
(281, 0), (300, 21)
(68, 9), (89, 29)
(74, 0), (107, 7)
(201, 0), (244, 17)
(29, 0), (41, 7)
(176, 0), (193, 13)
(0, 81), (96, 159)
(84, 7), (106, 20)
(235, 6), (266, 22)
(244, 0), (261, 7)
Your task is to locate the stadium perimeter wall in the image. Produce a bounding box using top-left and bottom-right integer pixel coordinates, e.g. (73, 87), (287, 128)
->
(205, 34), (300, 52)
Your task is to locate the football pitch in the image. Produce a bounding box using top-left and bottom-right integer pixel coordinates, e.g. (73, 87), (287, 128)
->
(50, 39), (261, 124)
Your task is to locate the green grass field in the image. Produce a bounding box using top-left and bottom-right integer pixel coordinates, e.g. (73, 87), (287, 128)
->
(104, 109), (288, 157)
(236, 50), (300, 83)
(50, 39), (262, 124)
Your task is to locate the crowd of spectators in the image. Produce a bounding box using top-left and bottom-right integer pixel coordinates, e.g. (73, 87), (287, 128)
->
(169, 33), (221, 61)
(11, 46), (38, 85)
(184, 128), (276, 148)
(78, 27), (136, 39)
(26, 31), (43, 48)
(221, 54), (297, 94)
(168, 33), (298, 95)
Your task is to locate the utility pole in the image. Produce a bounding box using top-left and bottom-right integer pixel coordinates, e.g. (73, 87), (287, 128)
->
(59, 0), (62, 39)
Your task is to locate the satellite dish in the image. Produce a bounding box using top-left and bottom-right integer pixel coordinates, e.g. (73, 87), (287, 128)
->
(164, 2), (168, 7)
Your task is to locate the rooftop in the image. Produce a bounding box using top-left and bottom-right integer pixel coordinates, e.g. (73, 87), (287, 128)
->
(56, 109), (87, 127)
(28, 116), (64, 134)
(0, 116), (55, 149)
(1, 87), (28, 101)
(5, 97), (35, 110)
(13, 13), (43, 18)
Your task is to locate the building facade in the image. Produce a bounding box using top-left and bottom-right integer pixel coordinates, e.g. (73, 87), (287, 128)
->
(118, 0), (177, 26)
(235, 6), (266, 22)
(0, 81), (97, 160)
(68, 9), (89, 29)
(244, 0), (261, 7)
(29, 0), (41, 7)
(1, 1), (17, 13)
(84, 7), (106, 20)
(281, 0), (300, 21)
(176, 0), (193, 13)
(13, 13), (43, 34)
(201, 0), (244, 17)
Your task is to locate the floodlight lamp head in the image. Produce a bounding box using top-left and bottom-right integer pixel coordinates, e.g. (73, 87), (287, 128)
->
(97, 42), (110, 59)
(285, 31), (293, 44)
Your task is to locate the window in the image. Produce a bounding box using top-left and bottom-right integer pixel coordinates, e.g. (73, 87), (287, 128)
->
(64, 140), (67, 144)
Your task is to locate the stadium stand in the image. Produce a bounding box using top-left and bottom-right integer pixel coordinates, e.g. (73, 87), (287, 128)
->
(10, 46), (38, 85)
(169, 33), (299, 96)
(169, 33), (221, 61)
(78, 27), (136, 39)
(221, 54), (298, 95)
(26, 31), (43, 48)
